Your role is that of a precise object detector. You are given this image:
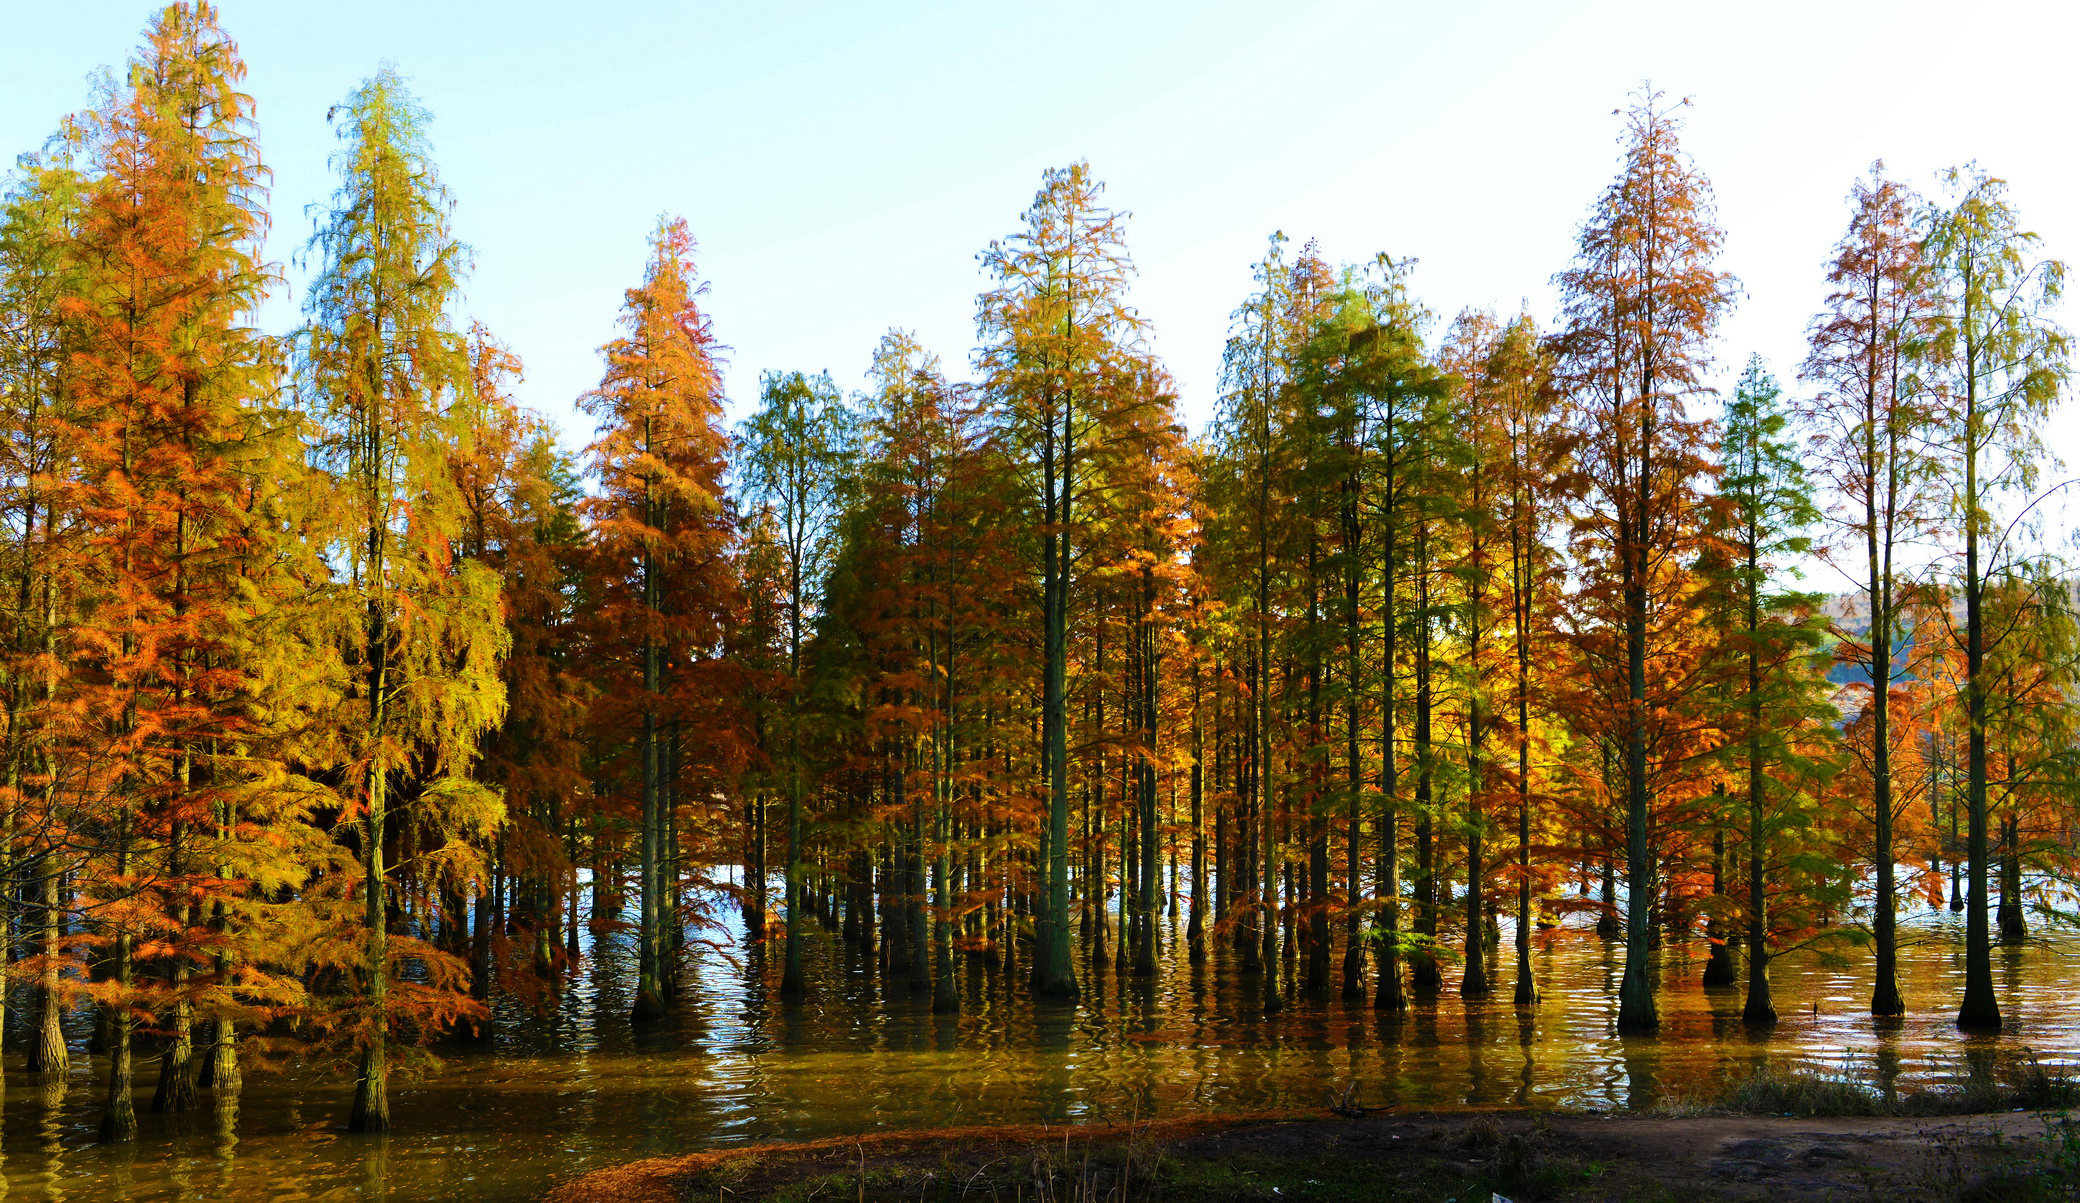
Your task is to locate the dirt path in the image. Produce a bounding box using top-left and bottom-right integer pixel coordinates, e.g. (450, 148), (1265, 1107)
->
(543, 1108), (2070, 1202)
(1176, 1109), (2059, 1200)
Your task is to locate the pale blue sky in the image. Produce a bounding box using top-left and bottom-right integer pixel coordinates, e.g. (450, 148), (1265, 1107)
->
(7, 0), (2079, 504)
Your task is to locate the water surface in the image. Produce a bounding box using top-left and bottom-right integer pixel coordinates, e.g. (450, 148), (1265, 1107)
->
(6, 898), (2076, 1201)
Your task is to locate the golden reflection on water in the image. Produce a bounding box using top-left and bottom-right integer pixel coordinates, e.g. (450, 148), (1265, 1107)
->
(3, 903), (2075, 1201)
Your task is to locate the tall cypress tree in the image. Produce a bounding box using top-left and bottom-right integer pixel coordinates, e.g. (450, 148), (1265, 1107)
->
(301, 66), (508, 1133)
(61, 1), (275, 1140)
(0, 119), (86, 1090)
(1551, 92), (1734, 1032)
(1713, 358), (1828, 1026)
(1799, 166), (1936, 1019)
(977, 163), (1146, 999)
(741, 368), (847, 1000)
(1923, 168), (2070, 1032)
(579, 217), (738, 1023)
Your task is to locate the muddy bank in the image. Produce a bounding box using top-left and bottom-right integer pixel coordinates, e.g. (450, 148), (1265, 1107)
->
(543, 1106), (2078, 1202)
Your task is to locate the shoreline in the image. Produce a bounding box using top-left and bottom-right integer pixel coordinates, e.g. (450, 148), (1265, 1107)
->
(542, 1105), (2075, 1202)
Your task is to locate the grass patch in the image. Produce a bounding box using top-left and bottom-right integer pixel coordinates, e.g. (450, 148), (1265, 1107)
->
(1721, 1066), (1892, 1117)
(2042, 1112), (2080, 1200)
(1691, 1051), (2080, 1119)
(1911, 1112), (2080, 1202)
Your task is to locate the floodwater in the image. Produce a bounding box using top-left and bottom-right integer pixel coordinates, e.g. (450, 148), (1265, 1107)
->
(4, 893), (2077, 1201)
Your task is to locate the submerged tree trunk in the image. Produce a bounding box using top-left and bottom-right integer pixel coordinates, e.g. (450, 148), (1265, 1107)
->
(348, 773), (391, 1131)
(349, 584), (393, 1132)
(932, 637), (959, 1010)
(1864, 416), (1905, 1018)
(933, 770), (958, 1012)
(155, 800), (197, 1113)
(1376, 548), (1404, 1011)
(1743, 720), (1776, 1025)
(1136, 608), (1161, 979)
(1615, 558), (1656, 1032)
(1997, 805), (2025, 943)
(1512, 722), (1533, 1006)
(1188, 663), (1207, 965)
(1340, 453), (1366, 1001)
(909, 767), (929, 994)
(99, 818), (136, 1144)
(1462, 655), (1489, 999)
(1702, 822), (1736, 987)
(782, 604), (807, 1000)
(1411, 536), (1440, 994)
(1461, 813), (1487, 995)
(1034, 412), (1077, 999)
(30, 861), (68, 1078)
(1954, 362), (1999, 1028)
(1740, 543), (1775, 1024)
(634, 467), (670, 1017)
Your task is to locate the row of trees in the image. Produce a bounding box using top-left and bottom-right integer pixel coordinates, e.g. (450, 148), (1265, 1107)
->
(2, 4), (2075, 1146)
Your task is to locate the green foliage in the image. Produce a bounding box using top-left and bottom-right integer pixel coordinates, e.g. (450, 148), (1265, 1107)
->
(298, 62), (506, 1130)
(14, 12), (2080, 1161)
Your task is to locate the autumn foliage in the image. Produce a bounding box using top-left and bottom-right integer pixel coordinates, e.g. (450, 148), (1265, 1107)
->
(4, 5), (2079, 1150)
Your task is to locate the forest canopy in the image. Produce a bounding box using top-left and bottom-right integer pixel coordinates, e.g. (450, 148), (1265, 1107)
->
(4, 2), (2077, 1145)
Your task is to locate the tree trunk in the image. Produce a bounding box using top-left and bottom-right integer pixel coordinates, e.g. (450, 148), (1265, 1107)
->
(909, 779), (929, 993)
(348, 766), (391, 1131)
(349, 589), (393, 1132)
(1998, 806), (2025, 943)
(99, 819), (137, 1144)
(1743, 721), (1775, 1026)
(1411, 540), (1440, 994)
(154, 819), (196, 1113)
(1036, 419), (1077, 998)
(1957, 354), (1999, 1030)
(1462, 704), (1488, 999)
(1376, 513), (1404, 1011)
(1702, 822), (1736, 987)
(1512, 717), (1533, 1006)
(633, 516), (669, 1017)
(30, 861), (68, 1077)
(1188, 663), (1207, 964)
(782, 638), (807, 999)
(933, 686), (958, 1010)
(1136, 614), (1161, 979)
(1615, 563), (1656, 1031)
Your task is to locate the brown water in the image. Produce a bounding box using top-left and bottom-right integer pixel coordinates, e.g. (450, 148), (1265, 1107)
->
(6, 896), (2077, 1202)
